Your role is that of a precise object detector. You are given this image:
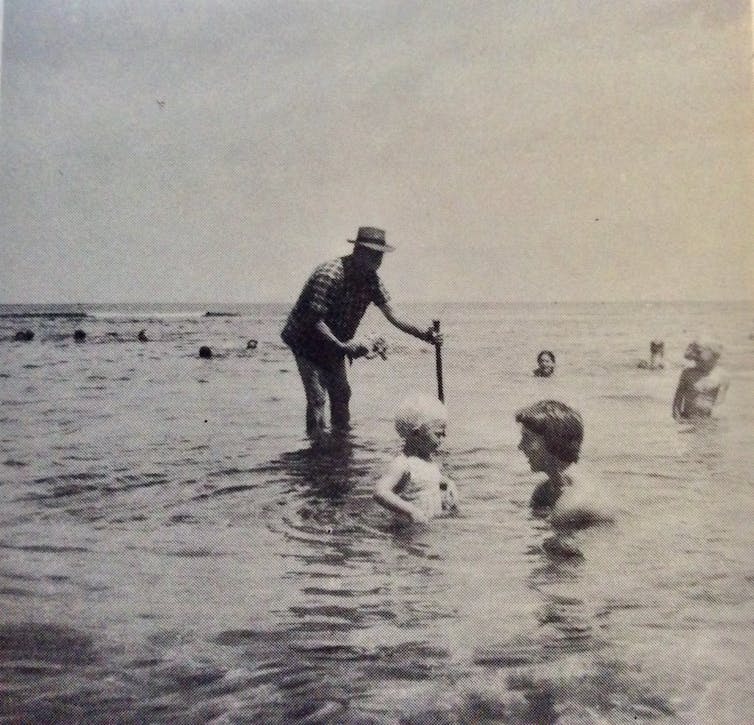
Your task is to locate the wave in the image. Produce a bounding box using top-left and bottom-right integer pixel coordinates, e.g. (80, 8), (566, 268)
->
(86, 311), (205, 320)
(0, 312), (87, 319)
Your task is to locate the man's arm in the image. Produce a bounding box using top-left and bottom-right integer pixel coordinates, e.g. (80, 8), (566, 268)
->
(378, 302), (438, 344)
(314, 319), (369, 358)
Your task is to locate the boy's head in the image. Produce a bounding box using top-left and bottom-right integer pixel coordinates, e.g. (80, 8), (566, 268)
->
(536, 350), (556, 376)
(395, 393), (447, 452)
(515, 400), (583, 471)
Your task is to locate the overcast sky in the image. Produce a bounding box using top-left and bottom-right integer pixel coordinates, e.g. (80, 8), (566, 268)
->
(1, 0), (751, 303)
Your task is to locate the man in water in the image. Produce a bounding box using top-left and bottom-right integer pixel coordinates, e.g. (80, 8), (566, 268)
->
(281, 226), (440, 436)
(672, 337), (729, 420)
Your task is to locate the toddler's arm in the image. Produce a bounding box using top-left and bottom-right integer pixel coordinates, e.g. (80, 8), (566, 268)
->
(441, 479), (459, 513)
(373, 457), (429, 524)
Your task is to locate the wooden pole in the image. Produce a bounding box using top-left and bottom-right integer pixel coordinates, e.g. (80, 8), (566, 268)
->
(433, 319), (444, 403)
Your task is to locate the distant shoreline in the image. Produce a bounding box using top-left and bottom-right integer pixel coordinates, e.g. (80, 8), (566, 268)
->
(0, 299), (751, 307)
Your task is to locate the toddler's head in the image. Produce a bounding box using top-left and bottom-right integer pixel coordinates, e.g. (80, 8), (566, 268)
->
(395, 393), (448, 456)
(515, 400), (583, 467)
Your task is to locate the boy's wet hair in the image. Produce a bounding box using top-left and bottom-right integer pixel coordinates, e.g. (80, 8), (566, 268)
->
(515, 400), (583, 463)
(537, 350), (555, 364)
(395, 393), (447, 440)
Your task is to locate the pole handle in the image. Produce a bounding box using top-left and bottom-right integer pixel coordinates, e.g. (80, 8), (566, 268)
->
(433, 319), (444, 403)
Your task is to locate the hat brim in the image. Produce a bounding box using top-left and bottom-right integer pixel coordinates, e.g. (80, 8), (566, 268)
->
(347, 239), (395, 252)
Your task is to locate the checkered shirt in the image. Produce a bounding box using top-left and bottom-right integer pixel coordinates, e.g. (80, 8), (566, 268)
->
(281, 256), (390, 370)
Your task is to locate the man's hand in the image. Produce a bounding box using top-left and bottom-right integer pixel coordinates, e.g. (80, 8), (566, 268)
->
(424, 327), (443, 346)
(364, 336), (388, 360)
(342, 339), (370, 358)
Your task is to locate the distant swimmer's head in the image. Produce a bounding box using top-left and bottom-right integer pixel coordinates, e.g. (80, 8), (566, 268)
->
(534, 350), (556, 377)
(516, 400), (583, 470)
(685, 336), (722, 365)
(395, 393), (447, 455)
(198, 345), (213, 359)
(73, 329), (86, 343)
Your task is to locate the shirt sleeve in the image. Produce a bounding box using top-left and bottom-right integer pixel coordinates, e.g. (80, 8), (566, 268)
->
(305, 264), (340, 318)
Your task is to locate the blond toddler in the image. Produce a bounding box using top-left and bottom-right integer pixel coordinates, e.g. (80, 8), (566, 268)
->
(374, 393), (458, 524)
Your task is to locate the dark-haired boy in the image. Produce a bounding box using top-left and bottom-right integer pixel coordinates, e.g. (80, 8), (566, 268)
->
(515, 400), (611, 529)
(533, 350), (555, 377)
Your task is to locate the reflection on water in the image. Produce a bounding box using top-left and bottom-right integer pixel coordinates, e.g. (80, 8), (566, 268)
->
(0, 302), (752, 722)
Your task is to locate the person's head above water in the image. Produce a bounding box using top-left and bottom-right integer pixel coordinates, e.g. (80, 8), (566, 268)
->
(395, 393), (447, 438)
(685, 336), (722, 367)
(516, 400), (583, 469)
(534, 350), (556, 377)
(395, 393), (448, 459)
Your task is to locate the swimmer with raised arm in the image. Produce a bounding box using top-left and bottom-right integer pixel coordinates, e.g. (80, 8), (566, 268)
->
(672, 337), (729, 421)
(638, 340), (665, 370)
(374, 394), (458, 524)
(516, 400), (611, 529)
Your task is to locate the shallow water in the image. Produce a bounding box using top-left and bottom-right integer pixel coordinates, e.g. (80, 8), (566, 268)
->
(0, 301), (752, 723)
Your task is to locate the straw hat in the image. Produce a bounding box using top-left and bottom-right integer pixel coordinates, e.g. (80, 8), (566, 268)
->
(347, 227), (395, 252)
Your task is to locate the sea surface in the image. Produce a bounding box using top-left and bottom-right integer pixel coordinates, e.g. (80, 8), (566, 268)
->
(0, 301), (752, 724)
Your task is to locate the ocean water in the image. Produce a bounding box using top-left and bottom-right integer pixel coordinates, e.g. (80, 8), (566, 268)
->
(0, 301), (751, 724)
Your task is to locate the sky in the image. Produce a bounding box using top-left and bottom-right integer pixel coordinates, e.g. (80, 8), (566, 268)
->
(1, 0), (752, 303)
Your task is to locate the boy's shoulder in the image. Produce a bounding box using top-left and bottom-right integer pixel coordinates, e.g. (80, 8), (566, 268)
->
(551, 469), (614, 529)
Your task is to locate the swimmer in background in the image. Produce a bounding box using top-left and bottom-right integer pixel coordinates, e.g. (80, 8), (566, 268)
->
(374, 393), (458, 524)
(533, 350), (555, 377)
(672, 337), (729, 421)
(638, 340), (665, 370)
(516, 400), (611, 530)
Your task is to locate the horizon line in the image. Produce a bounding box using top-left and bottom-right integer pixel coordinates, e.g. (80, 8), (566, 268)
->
(1, 299), (752, 306)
